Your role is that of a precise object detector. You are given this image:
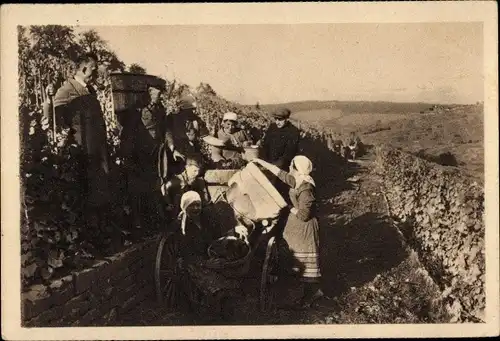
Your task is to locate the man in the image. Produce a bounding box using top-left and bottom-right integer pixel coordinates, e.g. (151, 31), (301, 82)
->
(162, 123), (210, 213)
(261, 108), (300, 170)
(158, 95), (224, 197)
(164, 95), (207, 167)
(128, 84), (173, 229)
(342, 132), (364, 160)
(43, 53), (112, 236)
(260, 107), (301, 200)
(212, 112), (252, 162)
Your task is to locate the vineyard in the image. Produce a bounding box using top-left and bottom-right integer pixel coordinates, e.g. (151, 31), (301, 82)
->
(19, 25), (484, 325)
(19, 25), (344, 291)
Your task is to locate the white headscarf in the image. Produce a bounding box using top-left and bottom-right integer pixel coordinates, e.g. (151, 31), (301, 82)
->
(178, 191), (202, 235)
(290, 155), (316, 189)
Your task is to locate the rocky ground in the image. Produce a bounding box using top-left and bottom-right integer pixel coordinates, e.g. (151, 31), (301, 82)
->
(116, 150), (449, 326)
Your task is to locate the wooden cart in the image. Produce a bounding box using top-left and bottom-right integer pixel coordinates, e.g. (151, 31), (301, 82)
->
(155, 167), (285, 318)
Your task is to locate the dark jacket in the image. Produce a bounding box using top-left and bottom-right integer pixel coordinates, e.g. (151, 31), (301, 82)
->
(141, 102), (168, 146)
(51, 78), (110, 207)
(261, 122), (300, 169)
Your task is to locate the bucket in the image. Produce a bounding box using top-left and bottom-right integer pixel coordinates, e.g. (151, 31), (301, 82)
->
(242, 146), (260, 161)
(109, 73), (167, 112)
(226, 162), (287, 220)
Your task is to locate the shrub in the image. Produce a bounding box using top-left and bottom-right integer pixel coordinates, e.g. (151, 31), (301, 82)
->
(375, 146), (485, 322)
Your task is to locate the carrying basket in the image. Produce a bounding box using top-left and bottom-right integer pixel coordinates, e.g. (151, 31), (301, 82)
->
(109, 73), (167, 112)
(242, 146), (260, 162)
(205, 236), (253, 278)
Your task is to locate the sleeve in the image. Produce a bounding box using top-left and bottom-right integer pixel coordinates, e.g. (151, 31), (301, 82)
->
(196, 117), (210, 138)
(53, 82), (75, 129)
(217, 129), (231, 143)
(187, 111), (209, 138)
(140, 107), (153, 128)
(163, 114), (175, 150)
(55, 104), (71, 129)
(277, 170), (296, 188)
(279, 128), (300, 167)
(294, 189), (315, 222)
(260, 127), (271, 160)
(193, 178), (211, 204)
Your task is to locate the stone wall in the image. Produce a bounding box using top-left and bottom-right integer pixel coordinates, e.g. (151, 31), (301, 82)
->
(22, 237), (158, 327)
(374, 146), (485, 322)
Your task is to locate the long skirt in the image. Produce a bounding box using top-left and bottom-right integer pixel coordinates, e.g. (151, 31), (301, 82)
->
(280, 213), (321, 283)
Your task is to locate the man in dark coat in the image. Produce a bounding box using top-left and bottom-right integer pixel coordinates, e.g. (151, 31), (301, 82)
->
(128, 85), (171, 229)
(44, 53), (112, 235)
(261, 108), (300, 170)
(261, 107), (301, 200)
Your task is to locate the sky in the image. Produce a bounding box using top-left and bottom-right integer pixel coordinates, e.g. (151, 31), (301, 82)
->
(74, 23), (483, 105)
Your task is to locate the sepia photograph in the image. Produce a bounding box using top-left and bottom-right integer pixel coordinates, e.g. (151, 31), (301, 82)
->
(1, 2), (499, 340)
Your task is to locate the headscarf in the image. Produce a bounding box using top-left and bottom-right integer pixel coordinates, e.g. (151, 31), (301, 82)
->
(223, 112), (238, 122)
(290, 155), (315, 189)
(178, 191), (202, 235)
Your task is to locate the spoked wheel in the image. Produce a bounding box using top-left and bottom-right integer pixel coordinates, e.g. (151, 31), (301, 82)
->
(260, 236), (278, 312)
(155, 232), (182, 307)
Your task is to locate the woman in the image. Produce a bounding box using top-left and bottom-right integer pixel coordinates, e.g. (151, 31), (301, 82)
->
(173, 191), (214, 257)
(253, 155), (324, 308)
(212, 112), (252, 162)
(168, 191), (244, 315)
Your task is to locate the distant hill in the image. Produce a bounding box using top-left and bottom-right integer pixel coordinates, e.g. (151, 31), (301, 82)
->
(261, 100), (453, 116)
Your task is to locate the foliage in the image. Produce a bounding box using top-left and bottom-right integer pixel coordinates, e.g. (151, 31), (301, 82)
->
(21, 110), (88, 287)
(77, 29), (125, 72)
(128, 63), (147, 75)
(374, 146), (485, 322)
(19, 25), (130, 289)
(18, 26), (346, 291)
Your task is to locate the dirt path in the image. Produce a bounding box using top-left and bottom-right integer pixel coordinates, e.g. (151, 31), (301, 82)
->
(116, 150), (448, 325)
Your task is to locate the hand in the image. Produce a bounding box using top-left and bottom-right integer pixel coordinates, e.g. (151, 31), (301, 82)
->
(172, 150), (185, 162)
(176, 257), (184, 270)
(290, 207), (299, 215)
(242, 141), (252, 147)
(235, 225), (249, 243)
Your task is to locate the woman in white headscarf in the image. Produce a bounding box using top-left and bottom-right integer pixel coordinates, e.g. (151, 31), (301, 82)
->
(253, 156), (323, 308)
(172, 191), (215, 262)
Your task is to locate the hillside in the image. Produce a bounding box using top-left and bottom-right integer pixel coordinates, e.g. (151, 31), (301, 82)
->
(262, 100), (442, 116)
(266, 100), (484, 182)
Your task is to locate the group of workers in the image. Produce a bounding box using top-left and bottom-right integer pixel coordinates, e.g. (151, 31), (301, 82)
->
(42, 52), (325, 309)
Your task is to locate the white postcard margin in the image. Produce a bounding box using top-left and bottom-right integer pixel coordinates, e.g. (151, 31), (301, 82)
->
(1, 2), (498, 340)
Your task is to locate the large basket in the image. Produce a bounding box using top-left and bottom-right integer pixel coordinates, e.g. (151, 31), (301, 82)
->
(109, 73), (167, 112)
(205, 237), (252, 278)
(242, 146), (260, 162)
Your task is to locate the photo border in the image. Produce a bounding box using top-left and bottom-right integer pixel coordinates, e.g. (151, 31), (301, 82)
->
(1, 2), (498, 339)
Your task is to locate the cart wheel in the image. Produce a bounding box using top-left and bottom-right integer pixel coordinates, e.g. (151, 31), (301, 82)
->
(155, 232), (182, 307)
(260, 236), (278, 312)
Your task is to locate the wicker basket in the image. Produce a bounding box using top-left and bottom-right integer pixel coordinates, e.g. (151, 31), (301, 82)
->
(205, 237), (252, 278)
(109, 73), (166, 112)
(109, 73), (166, 92)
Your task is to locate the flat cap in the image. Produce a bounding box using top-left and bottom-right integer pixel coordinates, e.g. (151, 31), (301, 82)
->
(272, 107), (291, 119)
